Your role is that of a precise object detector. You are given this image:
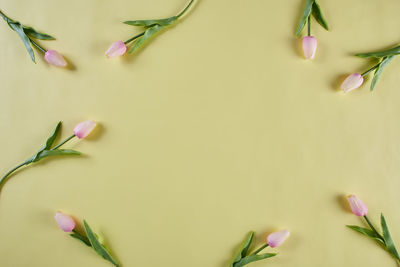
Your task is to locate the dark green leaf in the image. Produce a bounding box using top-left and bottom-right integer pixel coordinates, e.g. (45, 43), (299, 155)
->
(70, 232), (91, 247)
(83, 220), (119, 267)
(233, 253), (277, 267)
(8, 22), (35, 62)
(356, 45), (400, 58)
(23, 26), (55, 40)
(124, 16), (177, 27)
(36, 149), (81, 161)
(311, 0), (329, 30)
(346, 225), (384, 245)
(231, 232), (254, 266)
(370, 56), (394, 91)
(381, 214), (400, 260)
(296, 0), (314, 36)
(43, 122), (62, 150)
(128, 24), (165, 54)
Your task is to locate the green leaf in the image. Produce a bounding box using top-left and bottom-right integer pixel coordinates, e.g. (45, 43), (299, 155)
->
(124, 16), (177, 27)
(233, 253), (277, 267)
(230, 232), (254, 266)
(381, 214), (400, 260)
(83, 220), (119, 267)
(70, 232), (91, 247)
(311, 0), (329, 30)
(31, 122), (62, 162)
(296, 0), (314, 36)
(370, 56), (394, 91)
(35, 149), (81, 162)
(128, 24), (165, 54)
(23, 26), (55, 40)
(8, 22), (35, 62)
(356, 45), (400, 58)
(346, 225), (385, 245)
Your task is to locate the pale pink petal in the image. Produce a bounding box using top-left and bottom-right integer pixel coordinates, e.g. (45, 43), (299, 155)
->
(267, 229), (290, 248)
(54, 211), (76, 232)
(341, 73), (364, 93)
(302, 36), (317, 59)
(74, 120), (97, 139)
(105, 41), (127, 58)
(44, 50), (67, 67)
(347, 195), (368, 216)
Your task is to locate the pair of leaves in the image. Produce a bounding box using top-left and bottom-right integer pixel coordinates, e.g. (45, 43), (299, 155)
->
(296, 0), (329, 36)
(83, 220), (119, 267)
(356, 45), (400, 58)
(369, 56), (394, 91)
(230, 232), (277, 267)
(347, 214), (400, 261)
(27, 121), (80, 164)
(0, 11), (54, 62)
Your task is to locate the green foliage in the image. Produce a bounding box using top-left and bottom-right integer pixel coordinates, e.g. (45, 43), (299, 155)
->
(296, 0), (329, 36)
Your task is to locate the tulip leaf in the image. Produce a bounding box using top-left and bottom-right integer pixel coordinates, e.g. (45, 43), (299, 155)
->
(34, 149), (81, 162)
(83, 220), (119, 267)
(370, 56), (394, 91)
(23, 26), (55, 40)
(346, 225), (385, 245)
(356, 45), (400, 58)
(381, 214), (400, 260)
(129, 24), (165, 54)
(124, 16), (177, 27)
(296, 0), (314, 36)
(70, 231), (91, 247)
(8, 22), (35, 62)
(31, 122), (62, 162)
(311, 0), (329, 30)
(233, 253), (277, 267)
(231, 231), (255, 266)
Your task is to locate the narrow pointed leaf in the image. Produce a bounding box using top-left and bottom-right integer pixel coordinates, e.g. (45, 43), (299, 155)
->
(23, 26), (55, 40)
(296, 0), (314, 36)
(311, 0), (329, 30)
(231, 231), (254, 266)
(124, 16), (177, 27)
(8, 22), (35, 62)
(346, 225), (384, 245)
(234, 253), (277, 267)
(356, 45), (400, 58)
(43, 122), (62, 150)
(36, 149), (81, 161)
(70, 233), (91, 247)
(83, 220), (119, 267)
(128, 24), (165, 54)
(381, 214), (400, 260)
(370, 56), (394, 91)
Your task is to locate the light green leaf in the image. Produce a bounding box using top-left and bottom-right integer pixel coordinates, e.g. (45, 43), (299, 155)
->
(346, 225), (384, 245)
(311, 0), (329, 30)
(8, 22), (35, 62)
(370, 56), (394, 91)
(230, 232), (254, 266)
(35, 149), (81, 161)
(296, 0), (314, 36)
(23, 26), (55, 40)
(84, 220), (119, 267)
(356, 45), (400, 58)
(124, 16), (177, 27)
(233, 253), (277, 267)
(381, 214), (400, 260)
(129, 24), (165, 54)
(70, 232), (91, 247)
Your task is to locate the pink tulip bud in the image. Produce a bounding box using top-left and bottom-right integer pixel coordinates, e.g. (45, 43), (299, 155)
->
(302, 36), (317, 59)
(347, 194), (368, 216)
(54, 211), (76, 232)
(44, 50), (67, 67)
(105, 41), (127, 58)
(341, 73), (364, 93)
(267, 229), (290, 248)
(74, 120), (97, 139)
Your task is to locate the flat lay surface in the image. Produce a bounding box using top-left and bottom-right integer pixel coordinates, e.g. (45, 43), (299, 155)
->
(1, 0), (400, 266)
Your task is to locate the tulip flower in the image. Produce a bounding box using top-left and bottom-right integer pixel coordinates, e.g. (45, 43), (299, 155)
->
(347, 194), (368, 216)
(105, 41), (127, 58)
(74, 120), (97, 139)
(55, 211), (76, 232)
(302, 36), (317, 59)
(341, 73), (364, 93)
(44, 50), (67, 67)
(267, 229), (290, 248)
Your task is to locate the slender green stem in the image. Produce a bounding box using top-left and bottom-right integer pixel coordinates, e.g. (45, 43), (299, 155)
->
(177, 0), (195, 18)
(307, 16), (311, 36)
(361, 62), (381, 77)
(251, 243), (269, 255)
(364, 216), (384, 240)
(0, 10), (8, 21)
(124, 32), (145, 44)
(51, 134), (76, 150)
(29, 38), (46, 53)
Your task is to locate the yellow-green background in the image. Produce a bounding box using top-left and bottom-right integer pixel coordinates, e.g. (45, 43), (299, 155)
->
(1, 0), (400, 266)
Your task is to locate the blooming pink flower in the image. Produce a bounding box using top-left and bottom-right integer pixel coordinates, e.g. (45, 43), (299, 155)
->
(302, 36), (317, 59)
(341, 73), (364, 93)
(44, 50), (67, 67)
(105, 41), (127, 58)
(54, 211), (76, 232)
(74, 120), (97, 139)
(267, 229), (290, 248)
(347, 194), (368, 216)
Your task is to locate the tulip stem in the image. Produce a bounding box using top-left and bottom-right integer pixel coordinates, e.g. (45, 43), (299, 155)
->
(0, 10), (8, 21)
(124, 32), (145, 45)
(364, 216), (384, 240)
(251, 243), (269, 255)
(29, 39), (47, 53)
(51, 134), (76, 150)
(307, 16), (311, 36)
(177, 0), (195, 18)
(361, 62), (381, 77)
